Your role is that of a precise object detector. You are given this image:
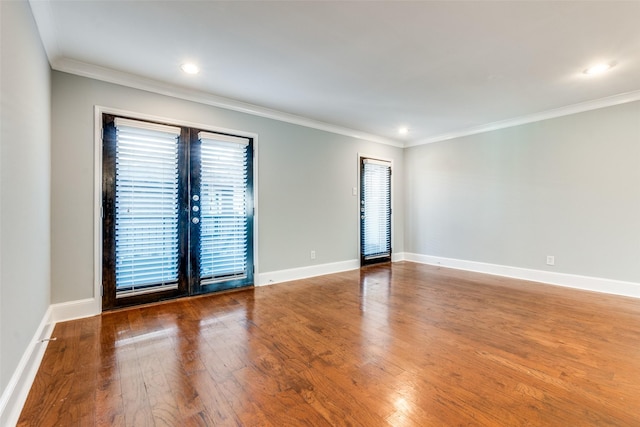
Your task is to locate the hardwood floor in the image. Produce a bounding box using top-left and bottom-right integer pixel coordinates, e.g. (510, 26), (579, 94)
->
(18, 262), (640, 426)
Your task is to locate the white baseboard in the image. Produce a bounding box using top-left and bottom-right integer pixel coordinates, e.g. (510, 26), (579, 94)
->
(14, 252), (633, 426)
(50, 297), (100, 323)
(256, 259), (360, 286)
(0, 297), (100, 427)
(405, 253), (640, 299)
(256, 254), (411, 286)
(392, 252), (407, 262)
(0, 307), (54, 427)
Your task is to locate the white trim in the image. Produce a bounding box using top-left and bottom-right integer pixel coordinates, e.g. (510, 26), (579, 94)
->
(94, 107), (103, 312)
(0, 297), (100, 427)
(56, 58), (402, 147)
(29, 1), (639, 150)
(2, 255), (635, 427)
(52, 60), (640, 151)
(0, 242), (346, 425)
(391, 252), (406, 262)
(0, 307), (54, 427)
(50, 298), (101, 323)
(405, 253), (640, 299)
(407, 90), (640, 147)
(256, 259), (360, 286)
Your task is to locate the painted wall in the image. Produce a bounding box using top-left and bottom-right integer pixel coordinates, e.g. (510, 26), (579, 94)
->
(51, 71), (404, 303)
(0, 0), (51, 395)
(404, 101), (640, 284)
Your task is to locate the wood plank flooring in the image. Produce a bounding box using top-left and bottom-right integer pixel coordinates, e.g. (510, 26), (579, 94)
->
(18, 262), (640, 426)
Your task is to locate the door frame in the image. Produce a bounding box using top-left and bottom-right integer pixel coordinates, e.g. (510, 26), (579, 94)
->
(94, 106), (259, 311)
(357, 153), (393, 266)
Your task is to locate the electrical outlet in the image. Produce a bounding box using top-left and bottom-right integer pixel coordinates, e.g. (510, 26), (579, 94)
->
(310, 250), (316, 260)
(546, 255), (555, 266)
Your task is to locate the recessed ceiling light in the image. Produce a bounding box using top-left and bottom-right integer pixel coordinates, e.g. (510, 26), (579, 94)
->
(398, 127), (409, 136)
(583, 62), (613, 76)
(181, 63), (199, 75)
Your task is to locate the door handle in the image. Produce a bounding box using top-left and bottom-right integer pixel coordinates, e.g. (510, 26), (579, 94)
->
(191, 194), (200, 224)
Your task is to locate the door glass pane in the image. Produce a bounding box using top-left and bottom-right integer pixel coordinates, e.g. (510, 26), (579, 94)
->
(362, 159), (391, 261)
(199, 135), (249, 284)
(114, 120), (180, 295)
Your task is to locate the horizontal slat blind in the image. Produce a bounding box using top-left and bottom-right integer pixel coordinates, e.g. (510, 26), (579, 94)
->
(362, 159), (391, 259)
(199, 132), (249, 282)
(115, 120), (180, 293)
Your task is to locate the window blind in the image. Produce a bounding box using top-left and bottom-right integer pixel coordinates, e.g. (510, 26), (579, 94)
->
(362, 159), (391, 259)
(198, 132), (250, 283)
(114, 118), (180, 294)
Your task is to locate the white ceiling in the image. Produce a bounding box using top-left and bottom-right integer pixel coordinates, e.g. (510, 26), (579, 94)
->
(30, 0), (640, 146)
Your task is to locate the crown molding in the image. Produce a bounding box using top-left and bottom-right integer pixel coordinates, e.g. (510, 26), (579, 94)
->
(29, 0), (400, 146)
(406, 89), (640, 148)
(50, 57), (404, 148)
(43, 58), (640, 152)
(30, 0), (640, 151)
